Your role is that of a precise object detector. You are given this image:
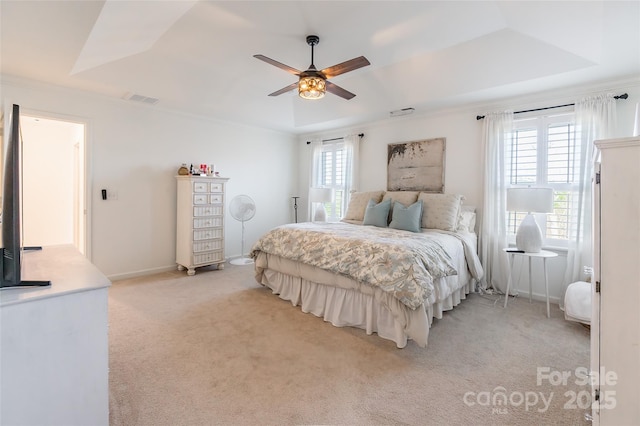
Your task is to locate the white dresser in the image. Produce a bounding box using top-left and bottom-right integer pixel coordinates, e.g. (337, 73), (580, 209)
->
(591, 136), (640, 425)
(176, 175), (229, 275)
(0, 245), (111, 426)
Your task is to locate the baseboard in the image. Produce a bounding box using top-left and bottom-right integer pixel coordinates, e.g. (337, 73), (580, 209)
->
(507, 289), (560, 305)
(107, 257), (235, 282)
(107, 265), (178, 282)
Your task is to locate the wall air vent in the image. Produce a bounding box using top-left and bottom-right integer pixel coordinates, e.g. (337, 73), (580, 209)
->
(390, 107), (414, 118)
(123, 92), (159, 105)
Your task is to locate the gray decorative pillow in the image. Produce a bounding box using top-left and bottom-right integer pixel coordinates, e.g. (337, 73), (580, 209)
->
(418, 193), (464, 231)
(382, 191), (419, 222)
(363, 198), (391, 228)
(389, 200), (423, 233)
(343, 191), (385, 221)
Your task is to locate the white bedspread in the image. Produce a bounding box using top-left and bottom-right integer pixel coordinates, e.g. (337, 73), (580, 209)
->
(251, 222), (482, 310)
(251, 222), (484, 348)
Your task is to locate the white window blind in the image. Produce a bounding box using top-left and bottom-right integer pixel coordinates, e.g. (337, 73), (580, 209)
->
(508, 113), (577, 246)
(318, 140), (345, 222)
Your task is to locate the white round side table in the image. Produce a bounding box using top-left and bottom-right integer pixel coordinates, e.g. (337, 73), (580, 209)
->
(503, 248), (558, 318)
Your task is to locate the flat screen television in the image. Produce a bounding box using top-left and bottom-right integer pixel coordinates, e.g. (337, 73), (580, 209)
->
(1, 104), (50, 288)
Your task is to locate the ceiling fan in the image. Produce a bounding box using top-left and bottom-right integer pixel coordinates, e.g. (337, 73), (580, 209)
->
(254, 35), (370, 100)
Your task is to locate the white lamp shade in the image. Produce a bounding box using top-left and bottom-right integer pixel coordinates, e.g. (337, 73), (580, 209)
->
(309, 187), (333, 203)
(507, 187), (554, 213)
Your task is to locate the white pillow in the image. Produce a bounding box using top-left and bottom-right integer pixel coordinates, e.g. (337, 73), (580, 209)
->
(382, 191), (419, 207)
(418, 193), (464, 231)
(342, 191), (384, 221)
(457, 206), (477, 233)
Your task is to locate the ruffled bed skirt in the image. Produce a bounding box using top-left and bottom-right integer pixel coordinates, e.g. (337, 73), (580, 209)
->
(255, 252), (474, 348)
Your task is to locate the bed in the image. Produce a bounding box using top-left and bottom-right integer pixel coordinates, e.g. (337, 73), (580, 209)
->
(250, 190), (484, 348)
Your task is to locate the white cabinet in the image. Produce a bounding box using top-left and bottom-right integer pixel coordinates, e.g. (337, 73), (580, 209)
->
(176, 176), (229, 275)
(591, 137), (640, 425)
(0, 245), (111, 425)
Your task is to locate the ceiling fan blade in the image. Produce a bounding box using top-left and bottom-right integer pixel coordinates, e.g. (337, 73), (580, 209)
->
(254, 54), (301, 75)
(321, 56), (370, 79)
(325, 81), (356, 100)
(268, 82), (298, 97)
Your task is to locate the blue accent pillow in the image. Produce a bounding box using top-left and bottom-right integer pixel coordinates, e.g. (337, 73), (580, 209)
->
(389, 200), (423, 233)
(363, 198), (391, 228)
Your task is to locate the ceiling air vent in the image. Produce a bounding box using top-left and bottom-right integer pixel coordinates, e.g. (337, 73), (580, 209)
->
(123, 92), (159, 105)
(390, 107), (414, 118)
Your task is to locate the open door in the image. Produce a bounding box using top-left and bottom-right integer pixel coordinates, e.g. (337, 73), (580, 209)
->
(20, 114), (86, 255)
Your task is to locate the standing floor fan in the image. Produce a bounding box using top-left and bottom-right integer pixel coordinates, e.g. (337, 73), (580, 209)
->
(229, 194), (256, 266)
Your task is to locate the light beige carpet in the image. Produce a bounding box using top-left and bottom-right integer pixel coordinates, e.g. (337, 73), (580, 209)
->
(108, 264), (591, 425)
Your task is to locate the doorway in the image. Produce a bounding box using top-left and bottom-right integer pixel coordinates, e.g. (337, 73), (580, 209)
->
(20, 114), (87, 255)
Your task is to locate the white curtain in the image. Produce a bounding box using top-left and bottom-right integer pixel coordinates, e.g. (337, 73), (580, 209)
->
(309, 135), (360, 220)
(479, 111), (514, 293)
(342, 134), (361, 214)
(560, 94), (616, 309)
(308, 139), (322, 221)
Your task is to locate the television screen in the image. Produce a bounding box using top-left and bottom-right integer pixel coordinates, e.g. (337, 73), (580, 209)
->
(1, 104), (50, 288)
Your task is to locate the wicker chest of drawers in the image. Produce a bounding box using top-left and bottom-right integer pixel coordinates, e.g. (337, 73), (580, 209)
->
(176, 176), (229, 275)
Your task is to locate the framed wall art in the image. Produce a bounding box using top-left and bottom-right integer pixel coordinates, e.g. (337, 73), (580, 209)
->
(387, 137), (446, 192)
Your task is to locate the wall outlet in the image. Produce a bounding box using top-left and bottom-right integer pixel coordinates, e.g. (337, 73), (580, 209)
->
(107, 189), (118, 200)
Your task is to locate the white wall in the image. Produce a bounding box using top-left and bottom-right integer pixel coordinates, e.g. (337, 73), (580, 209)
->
(1, 76), (298, 279)
(297, 77), (640, 304)
(2, 74), (638, 287)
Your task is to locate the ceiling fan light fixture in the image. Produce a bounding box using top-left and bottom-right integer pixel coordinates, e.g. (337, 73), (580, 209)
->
(298, 76), (326, 100)
(255, 34), (368, 100)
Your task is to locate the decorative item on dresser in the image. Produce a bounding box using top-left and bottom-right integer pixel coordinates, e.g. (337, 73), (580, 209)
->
(176, 175), (229, 275)
(590, 136), (640, 425)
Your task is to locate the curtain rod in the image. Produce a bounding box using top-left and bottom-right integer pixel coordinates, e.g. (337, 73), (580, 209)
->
(475, 93), (628, 120)
(306, 133), (364, 145)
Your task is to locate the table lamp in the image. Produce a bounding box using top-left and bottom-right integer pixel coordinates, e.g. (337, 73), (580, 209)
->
(309, 187), (333, 222)
(507, 187), (554, 253)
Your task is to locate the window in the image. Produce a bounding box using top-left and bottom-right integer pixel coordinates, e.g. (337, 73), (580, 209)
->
(507, 113), (577, 247)
(315, 139), (345, 222)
